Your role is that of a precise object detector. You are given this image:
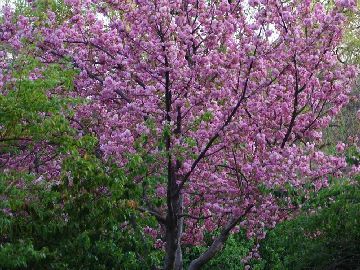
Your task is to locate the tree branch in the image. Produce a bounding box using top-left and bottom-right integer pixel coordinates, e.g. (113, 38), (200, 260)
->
(175, 56), (256, 196)
(138, 206), (166, 224)
(188, 205), (254, 270)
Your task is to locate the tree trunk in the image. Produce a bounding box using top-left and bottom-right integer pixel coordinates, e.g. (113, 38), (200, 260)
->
(174, 195), (184, 270)
(163, 184), (182, 270)
(164, 192), (184, 269)
(164, 221), (179, 270)
(174, 242), (183, 270)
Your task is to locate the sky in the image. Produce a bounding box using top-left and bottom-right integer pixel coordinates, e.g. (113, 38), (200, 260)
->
(0, 0), (15, 10)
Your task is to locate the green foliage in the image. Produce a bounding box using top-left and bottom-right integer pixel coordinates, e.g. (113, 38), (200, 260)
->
(0, 143), (162, 269)
(189, 151), (360, 270)
(8, 0), (72, 24)
(0, 54), (79, 157)
(256, 176), (360, 270)
(0, 42), (160, 269)
(346, 145), (360, 166)
(337, 1), (360, 64)
(183, 230), (254, 270)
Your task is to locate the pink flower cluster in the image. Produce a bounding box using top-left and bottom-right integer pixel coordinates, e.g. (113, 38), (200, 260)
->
(1, 0), (357, 261)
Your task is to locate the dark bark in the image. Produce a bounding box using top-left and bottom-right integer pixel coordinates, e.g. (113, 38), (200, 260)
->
(174, 195), (184, 270)
(161, 27), (180, 269)
(163, 164), (182, 269)
(164, 218), (179, 270)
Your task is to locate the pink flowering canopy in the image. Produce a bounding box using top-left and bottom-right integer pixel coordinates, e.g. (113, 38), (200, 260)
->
(1, 0), (357, 269)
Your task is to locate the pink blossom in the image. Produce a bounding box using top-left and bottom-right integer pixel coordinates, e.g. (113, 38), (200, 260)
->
(336, 142), (346, 152)
(0, 1), (357, 267)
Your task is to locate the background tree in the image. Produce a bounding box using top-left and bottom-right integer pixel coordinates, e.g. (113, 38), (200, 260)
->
(255, 149), (360, 270)
(0, 2), (161, 269)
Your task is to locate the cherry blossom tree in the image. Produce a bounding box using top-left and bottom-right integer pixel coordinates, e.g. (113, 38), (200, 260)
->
(1, 0), (357, 269)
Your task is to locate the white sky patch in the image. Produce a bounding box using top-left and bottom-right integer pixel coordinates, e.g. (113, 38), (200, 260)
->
(0, 0), (279, 43)
(242, 0), (279, 43)
(0, 0), (15, 9)
(96, 11), (110, 27)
